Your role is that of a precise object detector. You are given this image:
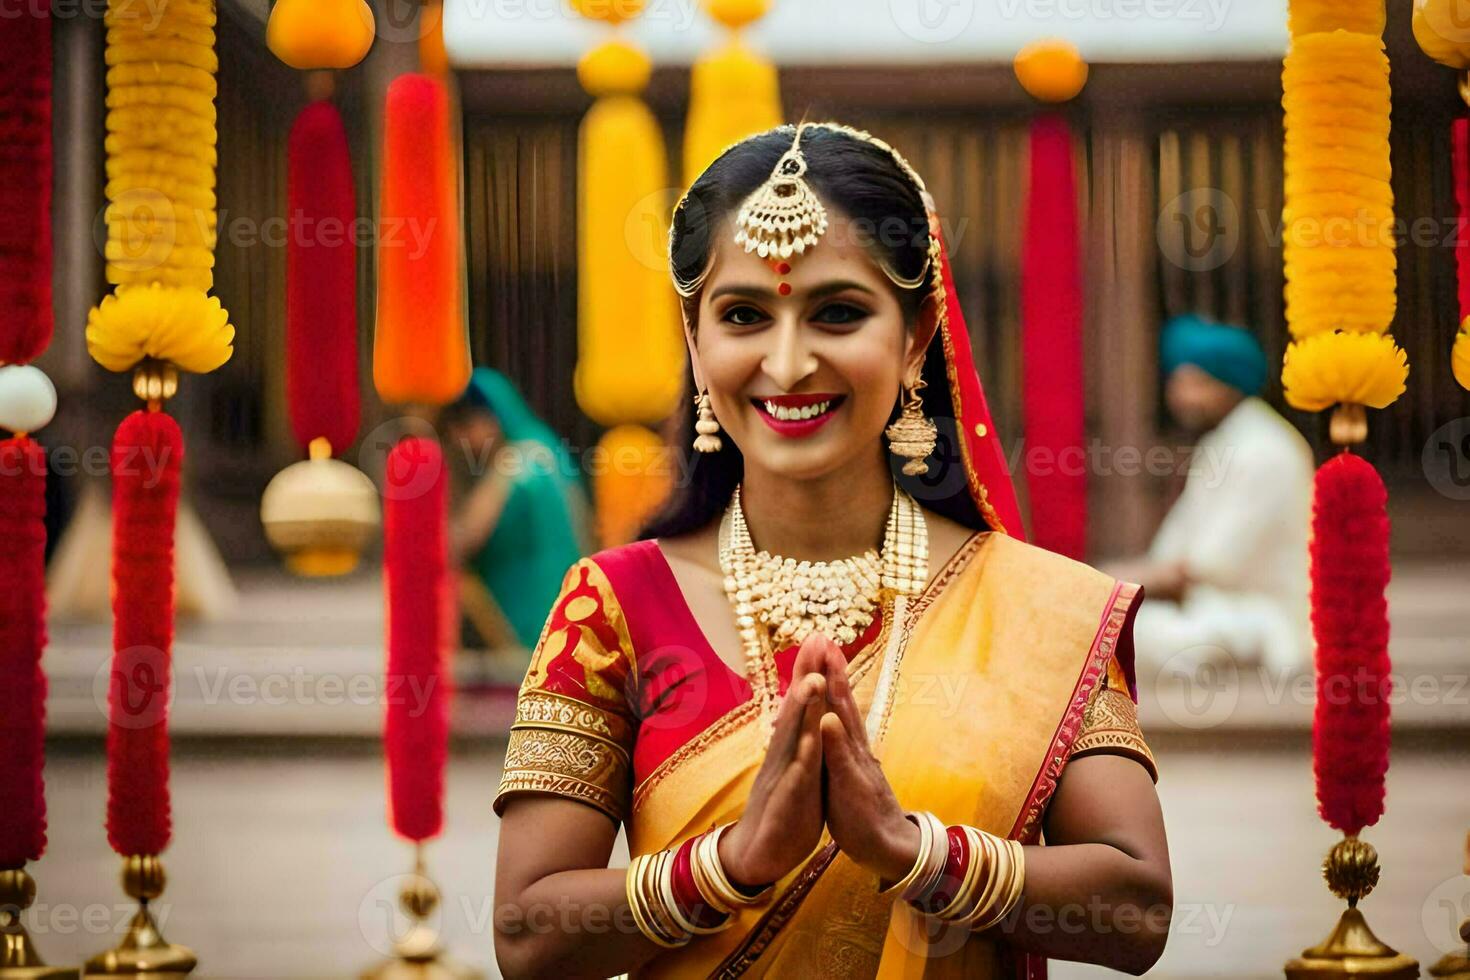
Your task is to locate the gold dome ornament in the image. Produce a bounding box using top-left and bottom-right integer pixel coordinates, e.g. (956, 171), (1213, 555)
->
(260, 437), (380, 577)
(885, 376), (938, 475)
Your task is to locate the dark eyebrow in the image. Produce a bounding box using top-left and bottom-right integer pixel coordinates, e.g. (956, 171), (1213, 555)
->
(707, 279), (878, 302)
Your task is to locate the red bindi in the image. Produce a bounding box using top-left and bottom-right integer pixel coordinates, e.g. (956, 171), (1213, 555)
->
(778, 282), (792, 296)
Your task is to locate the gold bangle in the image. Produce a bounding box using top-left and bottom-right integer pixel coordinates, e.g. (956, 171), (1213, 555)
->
(625, 854), (686, 949)
(695, 825), (773, 908)
(878, 811), (946, 898)
(948, 831), (1025, 931)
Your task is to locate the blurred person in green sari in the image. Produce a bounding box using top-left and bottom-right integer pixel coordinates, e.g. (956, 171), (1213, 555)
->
(441, 368), (592, 652)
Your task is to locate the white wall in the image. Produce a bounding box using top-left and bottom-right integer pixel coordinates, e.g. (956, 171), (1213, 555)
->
(445, 0), (1288, 67)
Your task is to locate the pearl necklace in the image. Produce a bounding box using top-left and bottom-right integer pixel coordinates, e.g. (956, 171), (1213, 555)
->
(718, 483), (928, 734)
(720, 484), (927, 649)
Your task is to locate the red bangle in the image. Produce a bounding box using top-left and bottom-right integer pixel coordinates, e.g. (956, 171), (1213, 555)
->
(913, 826), (969, 914)
(672, 835), (729, 930)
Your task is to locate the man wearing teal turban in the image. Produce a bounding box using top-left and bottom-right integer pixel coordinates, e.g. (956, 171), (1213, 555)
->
(1116, 315), (1314, 676)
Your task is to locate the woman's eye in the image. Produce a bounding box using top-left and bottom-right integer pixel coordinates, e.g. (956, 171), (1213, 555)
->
(813, 302), (869, 325)
(722, 305), (767, 326)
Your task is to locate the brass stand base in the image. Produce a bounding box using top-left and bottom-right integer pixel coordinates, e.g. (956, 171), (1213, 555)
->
(361, 850), (482, 980)
(360, 952), (482, 980)
(0, 869), (79, 980)
(1430, 951), (1470, 980)
(1284, 908), (1419, 979)
(83, 857), (195, 979)
(83, 906), (196, 979)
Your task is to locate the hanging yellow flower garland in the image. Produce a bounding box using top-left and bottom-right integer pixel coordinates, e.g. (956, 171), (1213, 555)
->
(683, 0), (782, 184)
(87, 0), (234, 377)
(1280, 5), (1408, 416)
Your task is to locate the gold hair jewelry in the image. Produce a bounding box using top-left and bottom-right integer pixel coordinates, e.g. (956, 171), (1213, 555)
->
(734, 125), (829, 261)
(886, 376), (938, 476)
(693, 387), (722, 453)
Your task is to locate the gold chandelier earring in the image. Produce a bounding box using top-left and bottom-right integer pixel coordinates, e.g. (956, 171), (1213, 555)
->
(886, 376), (937, 475)
(693, 387), (723, 453)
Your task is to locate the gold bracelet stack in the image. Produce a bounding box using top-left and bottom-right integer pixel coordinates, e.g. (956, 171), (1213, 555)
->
(877, 812), (1028, 933)
(626, 824), (770, 949)
(877, 811), (949, 900)
(938, 827), (1026, 931)
(626, 849), (689, 948)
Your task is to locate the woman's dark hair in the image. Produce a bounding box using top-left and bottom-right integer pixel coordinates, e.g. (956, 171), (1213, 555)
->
(640, 125), (990, 541)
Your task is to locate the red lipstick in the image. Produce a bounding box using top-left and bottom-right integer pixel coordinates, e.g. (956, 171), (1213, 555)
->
(750, 393), (846, 438)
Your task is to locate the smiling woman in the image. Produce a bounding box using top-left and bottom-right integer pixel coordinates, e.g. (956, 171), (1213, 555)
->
(491, 124), (1171, 980)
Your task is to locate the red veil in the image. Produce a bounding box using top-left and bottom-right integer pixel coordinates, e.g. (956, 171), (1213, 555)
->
(911, 220), (1027, 542)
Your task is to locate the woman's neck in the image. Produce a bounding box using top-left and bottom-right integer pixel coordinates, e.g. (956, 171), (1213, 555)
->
(738, 449), (895, 562)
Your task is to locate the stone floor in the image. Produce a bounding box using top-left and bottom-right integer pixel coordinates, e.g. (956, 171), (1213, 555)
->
(20, 735), (1470, 979)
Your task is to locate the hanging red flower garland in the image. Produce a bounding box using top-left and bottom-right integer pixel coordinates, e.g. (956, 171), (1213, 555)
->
(0, 437), (49, 870)
(1309, 452), (1391, 837)
(383, 437), (450, 843)
(106, 410), (183, 858)
(286, 100), (359, 455)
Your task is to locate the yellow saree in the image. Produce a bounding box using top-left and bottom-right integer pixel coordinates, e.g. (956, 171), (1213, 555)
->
(495, 530), (1155, 979)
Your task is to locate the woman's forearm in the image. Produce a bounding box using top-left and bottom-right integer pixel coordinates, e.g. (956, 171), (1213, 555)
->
(991, 842), (1172, 975)
(494, 866), (666, 980)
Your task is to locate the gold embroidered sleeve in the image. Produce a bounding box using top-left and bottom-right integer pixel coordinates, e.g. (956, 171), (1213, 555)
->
(494, 559), (638, 823)
(1071, 658), (1157, 783)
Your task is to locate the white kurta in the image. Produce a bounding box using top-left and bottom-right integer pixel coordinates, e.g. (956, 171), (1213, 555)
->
(1134, 397), (1315, 676)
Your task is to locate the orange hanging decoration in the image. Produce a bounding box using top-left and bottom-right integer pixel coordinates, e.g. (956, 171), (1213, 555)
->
(374, 73), (471, 407)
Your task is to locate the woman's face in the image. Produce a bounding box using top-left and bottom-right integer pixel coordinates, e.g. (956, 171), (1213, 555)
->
(692, 208), (928, 483)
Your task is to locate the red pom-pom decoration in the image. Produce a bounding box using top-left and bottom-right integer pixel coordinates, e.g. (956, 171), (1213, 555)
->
(374, 74), (471, 407)
(1021, 114), (1086, 559)
(106, 411), (183, 857)
(0, 10), (54, 366)
(1309, 452), (1392, 837)
(0, 438), (48, 868)
(287, 100), (360, 454)
(383, 437), (450, 842)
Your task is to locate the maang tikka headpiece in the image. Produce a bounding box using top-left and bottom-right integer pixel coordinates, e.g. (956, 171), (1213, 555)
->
(733, 125), (829, 260)
(670, 122), (942, 306)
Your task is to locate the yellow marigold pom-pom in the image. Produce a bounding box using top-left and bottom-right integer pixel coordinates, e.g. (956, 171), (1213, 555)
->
(1453, 321), (1470, 391)
(570, 0), (646, 25)
(577, 39), (652, 97)
(705, 0), (769, 29)
(1413, 0), (1470, 69)
(266, 0), (375, 70)
(87, 284), (235, 374)
(1013, 39), (1088, 103)
(1282, 331), (1408, 412)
